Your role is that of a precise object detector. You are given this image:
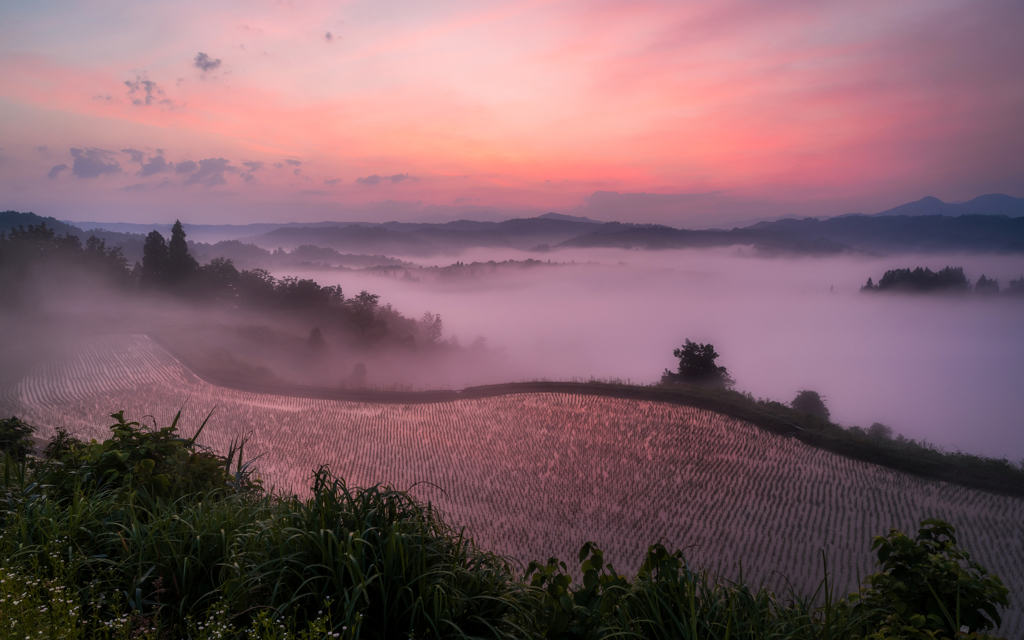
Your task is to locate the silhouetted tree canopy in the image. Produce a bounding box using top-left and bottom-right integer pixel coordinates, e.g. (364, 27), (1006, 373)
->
(419, 311), (443, 344)
(661, 339), (735, 389)
(1008, 275), (1024, 295)
(141, 230), (169, 288)
(792, 390), (830, 421)
(867, 422), (894, 441)
(0, 222), (132, 302)
(166, 220), (199, 285)
(975, 274), (999, 294)
(861, 266), (970, 293)
(0, 218), (434, 349)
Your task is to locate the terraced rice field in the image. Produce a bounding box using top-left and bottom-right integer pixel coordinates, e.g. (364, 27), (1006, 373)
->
(2, 334), (1022, 634)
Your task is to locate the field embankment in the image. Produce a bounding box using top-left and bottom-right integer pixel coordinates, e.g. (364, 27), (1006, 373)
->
(2, 333), (1022, 635)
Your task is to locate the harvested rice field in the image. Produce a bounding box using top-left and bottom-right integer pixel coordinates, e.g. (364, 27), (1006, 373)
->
(2, 334), (1021, 634)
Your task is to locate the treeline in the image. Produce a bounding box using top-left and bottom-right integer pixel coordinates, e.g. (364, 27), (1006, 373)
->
(0, 220), (437, 347)
(0, 222), (134, 300)
(861, 265), (1024, 295)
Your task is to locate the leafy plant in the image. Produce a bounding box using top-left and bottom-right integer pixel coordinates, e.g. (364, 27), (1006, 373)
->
(851, 518), (1009, 637)
(525, 542), (630, 639)
(0, 415), (36, 462)
(42, 409), (248, 499)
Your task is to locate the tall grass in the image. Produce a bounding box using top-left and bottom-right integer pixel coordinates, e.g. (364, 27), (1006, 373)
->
(1, 452), (537, 639)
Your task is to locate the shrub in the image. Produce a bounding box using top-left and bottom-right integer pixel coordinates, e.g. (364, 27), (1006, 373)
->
(868, 422), (894, 441)
(851, 518), (1009, 637)
(0, 415), (35, 462)
(661, 339), (735, 389)
(792, 390), (830, 421)
(41, 410), (255, 499)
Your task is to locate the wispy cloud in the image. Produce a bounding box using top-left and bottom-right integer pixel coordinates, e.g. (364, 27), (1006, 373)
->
(184, 157), (234, 187)
(124, 76), (172, 107)
(356, 173), (412, 186)
(194, 52), (222, 72)
(47, 163), (69, 179)
(121, 148), (145, 164)
(139, 154), (172, 177)
(175, 160), (198, 174)
(70, 148), (121, 178)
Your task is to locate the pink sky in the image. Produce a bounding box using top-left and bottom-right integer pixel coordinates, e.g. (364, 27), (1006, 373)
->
(1, 0), (1022, 225)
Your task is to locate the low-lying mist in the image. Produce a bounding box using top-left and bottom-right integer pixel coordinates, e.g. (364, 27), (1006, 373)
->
(277, 247), (1024, 461)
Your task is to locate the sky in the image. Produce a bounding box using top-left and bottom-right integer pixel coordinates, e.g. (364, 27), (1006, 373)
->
(1, 0), (1023, 226)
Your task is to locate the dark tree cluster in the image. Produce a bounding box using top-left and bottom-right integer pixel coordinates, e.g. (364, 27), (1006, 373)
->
(791, 390), (830, 421)
(138, 224), (419, 344)
(0, 222), (132, 302)
(661, 339), (735, 389)
(1, 219), (427, 347)
(861, 266), (970, 293)
(1006, 275), (1024, 295)
(864, 264), (1024, 294)
(861, 266), (1024, 296)
(140, 221), (199, 290)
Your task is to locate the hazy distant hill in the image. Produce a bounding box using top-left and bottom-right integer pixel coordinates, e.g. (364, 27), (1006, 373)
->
(744, 214), (1024, 253)
(1, 210), (87, 238)
(247, 216), (615, 255)
(872, 193), (1024, 217)
(0, 211), (150, 261)
(559, 214), (1024, 254)
(7, 193), (1024, 259)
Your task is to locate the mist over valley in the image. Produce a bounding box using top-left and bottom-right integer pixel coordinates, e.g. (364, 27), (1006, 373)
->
(3, 2), (1024, 632)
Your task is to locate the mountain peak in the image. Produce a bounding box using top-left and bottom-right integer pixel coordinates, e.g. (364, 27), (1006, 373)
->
(537, 212), (603, 224)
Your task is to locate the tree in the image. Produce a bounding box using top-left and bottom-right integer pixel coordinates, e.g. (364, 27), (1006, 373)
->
(349, 290), (382, 337)
(141, 230), (168, 288)
(868, 422), (893, 441)
(662, 339), (734, 389)
(975, 274), (999, 294)
(195, 256), (240, 300)
(166, 220), (198, 285)
(792, 390), (830, 420)
(307, 327), (325, 349)
(419, 311), (443, 344)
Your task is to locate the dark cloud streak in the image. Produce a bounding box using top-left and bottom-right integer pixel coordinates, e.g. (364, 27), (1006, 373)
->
(175, 160), (198, 174)
(121, 148), (145, 164)
(70, 148), (122, 178)
(47, 164), (69, 179)
(194, 52), (222, 72)
(356, 173), (412, 185)
(124, 77), (171, 107)
(139, 155), (172, 177)
(184, 157), (234, 187)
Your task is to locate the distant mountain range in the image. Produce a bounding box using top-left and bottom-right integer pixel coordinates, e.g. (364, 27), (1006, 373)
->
(3, 193), (1024, 259)
(869, 193), (1024, 218)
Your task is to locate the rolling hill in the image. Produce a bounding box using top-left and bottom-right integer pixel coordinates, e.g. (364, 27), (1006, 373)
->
(3, 334), (1021, 635)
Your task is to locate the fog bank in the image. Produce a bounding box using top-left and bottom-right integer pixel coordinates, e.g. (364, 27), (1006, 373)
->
(277, 248), (1024, 461)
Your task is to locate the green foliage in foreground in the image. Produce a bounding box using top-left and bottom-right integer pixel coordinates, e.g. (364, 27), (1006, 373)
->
(0, 413), (1013, 639)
